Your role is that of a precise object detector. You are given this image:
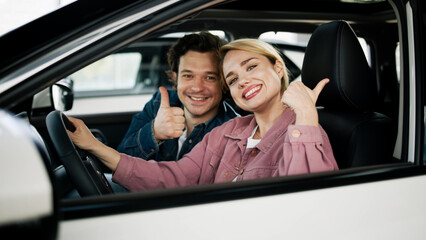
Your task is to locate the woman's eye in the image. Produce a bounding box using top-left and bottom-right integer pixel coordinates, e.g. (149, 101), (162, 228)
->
(247, 65), (257, 71)
(228, 77), (238, 86)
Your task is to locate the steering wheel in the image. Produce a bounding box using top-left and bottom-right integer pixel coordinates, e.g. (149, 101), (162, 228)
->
(46, 110), (113, 196)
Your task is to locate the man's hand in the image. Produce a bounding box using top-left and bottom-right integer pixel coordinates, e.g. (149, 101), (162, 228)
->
(153, 87), (186, 141)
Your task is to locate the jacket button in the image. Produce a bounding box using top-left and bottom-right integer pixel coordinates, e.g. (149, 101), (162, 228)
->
(251, 150), (258, 157)
(292, 129), (301, 138)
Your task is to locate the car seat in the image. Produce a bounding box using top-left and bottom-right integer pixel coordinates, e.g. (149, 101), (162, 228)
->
(301, 20), (396, 169)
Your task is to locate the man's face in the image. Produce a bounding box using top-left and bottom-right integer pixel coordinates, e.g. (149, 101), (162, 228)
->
(175, 50), (223, 124)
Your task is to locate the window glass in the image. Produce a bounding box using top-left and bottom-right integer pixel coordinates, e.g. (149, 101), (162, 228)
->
(282, 50), (304, 82)
(395, 42), (400, 82)
(259, 31), (310, 46)
(260, 31), (310, 82)
(69, 31), (228, 100)
(259, 31), (371, 70)
(70, 53), (141, 92)
(358, 38), (371, 67)
(161, 30), (226, 40)
(65, 31), (227, 114)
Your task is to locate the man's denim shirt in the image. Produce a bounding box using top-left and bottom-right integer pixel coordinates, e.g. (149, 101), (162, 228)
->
(116, 89), (239, 161)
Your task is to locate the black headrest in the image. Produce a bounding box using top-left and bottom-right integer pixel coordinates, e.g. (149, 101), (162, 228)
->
(302, 21), (377, 111)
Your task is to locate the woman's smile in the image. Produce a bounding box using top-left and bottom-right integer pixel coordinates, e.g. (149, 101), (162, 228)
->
(242, 84), (262, 100)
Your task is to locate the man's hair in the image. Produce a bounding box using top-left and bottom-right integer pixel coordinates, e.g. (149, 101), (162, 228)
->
(166, 32), (227, 90)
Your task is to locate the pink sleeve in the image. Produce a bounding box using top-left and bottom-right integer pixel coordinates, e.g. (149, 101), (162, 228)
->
(283, 125), (338, 175)
(111, 122), (228, 192)
(112, 141), (208, 191)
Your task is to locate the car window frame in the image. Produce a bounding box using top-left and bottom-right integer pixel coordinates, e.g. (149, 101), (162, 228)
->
(58, 0), (425, 221)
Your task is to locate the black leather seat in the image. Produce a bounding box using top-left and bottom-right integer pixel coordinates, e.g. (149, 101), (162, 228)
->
(302, 20), (396, 169)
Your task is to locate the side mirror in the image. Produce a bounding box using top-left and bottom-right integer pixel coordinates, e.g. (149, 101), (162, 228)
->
(32, 79), (74, 116)
(52, 78), (74, 112)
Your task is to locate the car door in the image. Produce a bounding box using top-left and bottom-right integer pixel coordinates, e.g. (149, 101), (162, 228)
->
(58, 0), (426, 239)
(1, 0), (426, 239)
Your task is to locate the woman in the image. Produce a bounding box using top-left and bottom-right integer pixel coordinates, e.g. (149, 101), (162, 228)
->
(68, 39), (338, 191)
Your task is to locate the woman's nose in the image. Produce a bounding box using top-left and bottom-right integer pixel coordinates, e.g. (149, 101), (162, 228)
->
(238, 76), (250, 88)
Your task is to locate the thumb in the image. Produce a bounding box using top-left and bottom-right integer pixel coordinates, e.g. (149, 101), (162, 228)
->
(159, 86), (170, 108)
(313, 78), (329, 98)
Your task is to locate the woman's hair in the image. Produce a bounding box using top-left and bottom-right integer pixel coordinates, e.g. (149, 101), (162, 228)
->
(219, 39), (289, 95)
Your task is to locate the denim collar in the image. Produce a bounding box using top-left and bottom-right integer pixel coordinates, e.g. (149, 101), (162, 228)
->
(192, 101), (239, 131)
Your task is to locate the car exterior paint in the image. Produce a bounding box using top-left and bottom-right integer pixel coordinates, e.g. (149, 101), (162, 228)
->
(0, 0), (425, 239)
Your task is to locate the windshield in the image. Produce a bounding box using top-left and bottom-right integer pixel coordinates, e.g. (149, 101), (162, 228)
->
(0, 0), (75, 36)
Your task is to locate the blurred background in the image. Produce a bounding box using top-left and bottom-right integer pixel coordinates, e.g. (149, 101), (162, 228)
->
(0, 0), (75, 36)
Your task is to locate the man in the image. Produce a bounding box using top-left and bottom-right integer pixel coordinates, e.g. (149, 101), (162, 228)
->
(116, 32), (239, 161)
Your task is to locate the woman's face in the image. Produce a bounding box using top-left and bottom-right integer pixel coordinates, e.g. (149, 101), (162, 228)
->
(222, 49), (283, 113)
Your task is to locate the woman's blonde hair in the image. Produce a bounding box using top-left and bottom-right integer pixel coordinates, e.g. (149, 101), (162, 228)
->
(219, 39), (289, 95)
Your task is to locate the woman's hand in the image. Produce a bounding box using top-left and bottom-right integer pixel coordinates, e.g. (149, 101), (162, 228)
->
(67, 116), (121, 171)
(67, 116), (100, 151)
(281, 78), (329, 126)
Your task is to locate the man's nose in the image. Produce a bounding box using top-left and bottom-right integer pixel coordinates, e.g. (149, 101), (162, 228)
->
(191, 76), (204, 91)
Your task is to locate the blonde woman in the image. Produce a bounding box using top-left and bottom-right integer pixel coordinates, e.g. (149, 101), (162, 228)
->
(68, 39), (338, 191)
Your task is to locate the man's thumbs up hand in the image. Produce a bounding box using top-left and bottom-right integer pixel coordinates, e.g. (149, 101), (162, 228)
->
(153, 87), (186, 142)
(159, 86), (171, 108)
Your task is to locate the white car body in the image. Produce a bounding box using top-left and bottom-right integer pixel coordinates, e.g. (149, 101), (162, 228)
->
(59, 176), (426, 239)
(0, 0), (425, 239)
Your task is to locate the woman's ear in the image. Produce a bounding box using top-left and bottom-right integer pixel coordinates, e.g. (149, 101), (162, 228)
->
(274, 60), (284, 78)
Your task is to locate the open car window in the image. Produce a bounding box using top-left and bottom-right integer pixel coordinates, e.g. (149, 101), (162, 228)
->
(1, 0), (426, 238)
(48, 0), (405, 196)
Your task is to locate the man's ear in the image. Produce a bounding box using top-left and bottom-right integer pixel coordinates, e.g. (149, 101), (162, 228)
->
(172, 72), (177, 81)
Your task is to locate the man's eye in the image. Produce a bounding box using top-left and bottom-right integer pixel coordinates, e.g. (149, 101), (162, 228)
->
(206, 76), (217, 81)
(182, 74), (193, 79)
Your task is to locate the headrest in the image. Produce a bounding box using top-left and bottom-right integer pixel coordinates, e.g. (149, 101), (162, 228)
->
(302, 21), (377, 111)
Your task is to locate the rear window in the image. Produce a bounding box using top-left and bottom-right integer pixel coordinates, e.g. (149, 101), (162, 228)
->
(71, 53), (142, 92)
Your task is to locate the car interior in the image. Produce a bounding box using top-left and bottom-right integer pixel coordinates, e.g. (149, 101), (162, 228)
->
(302, 20), (396, 168)
(5, 0), (403, 200)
